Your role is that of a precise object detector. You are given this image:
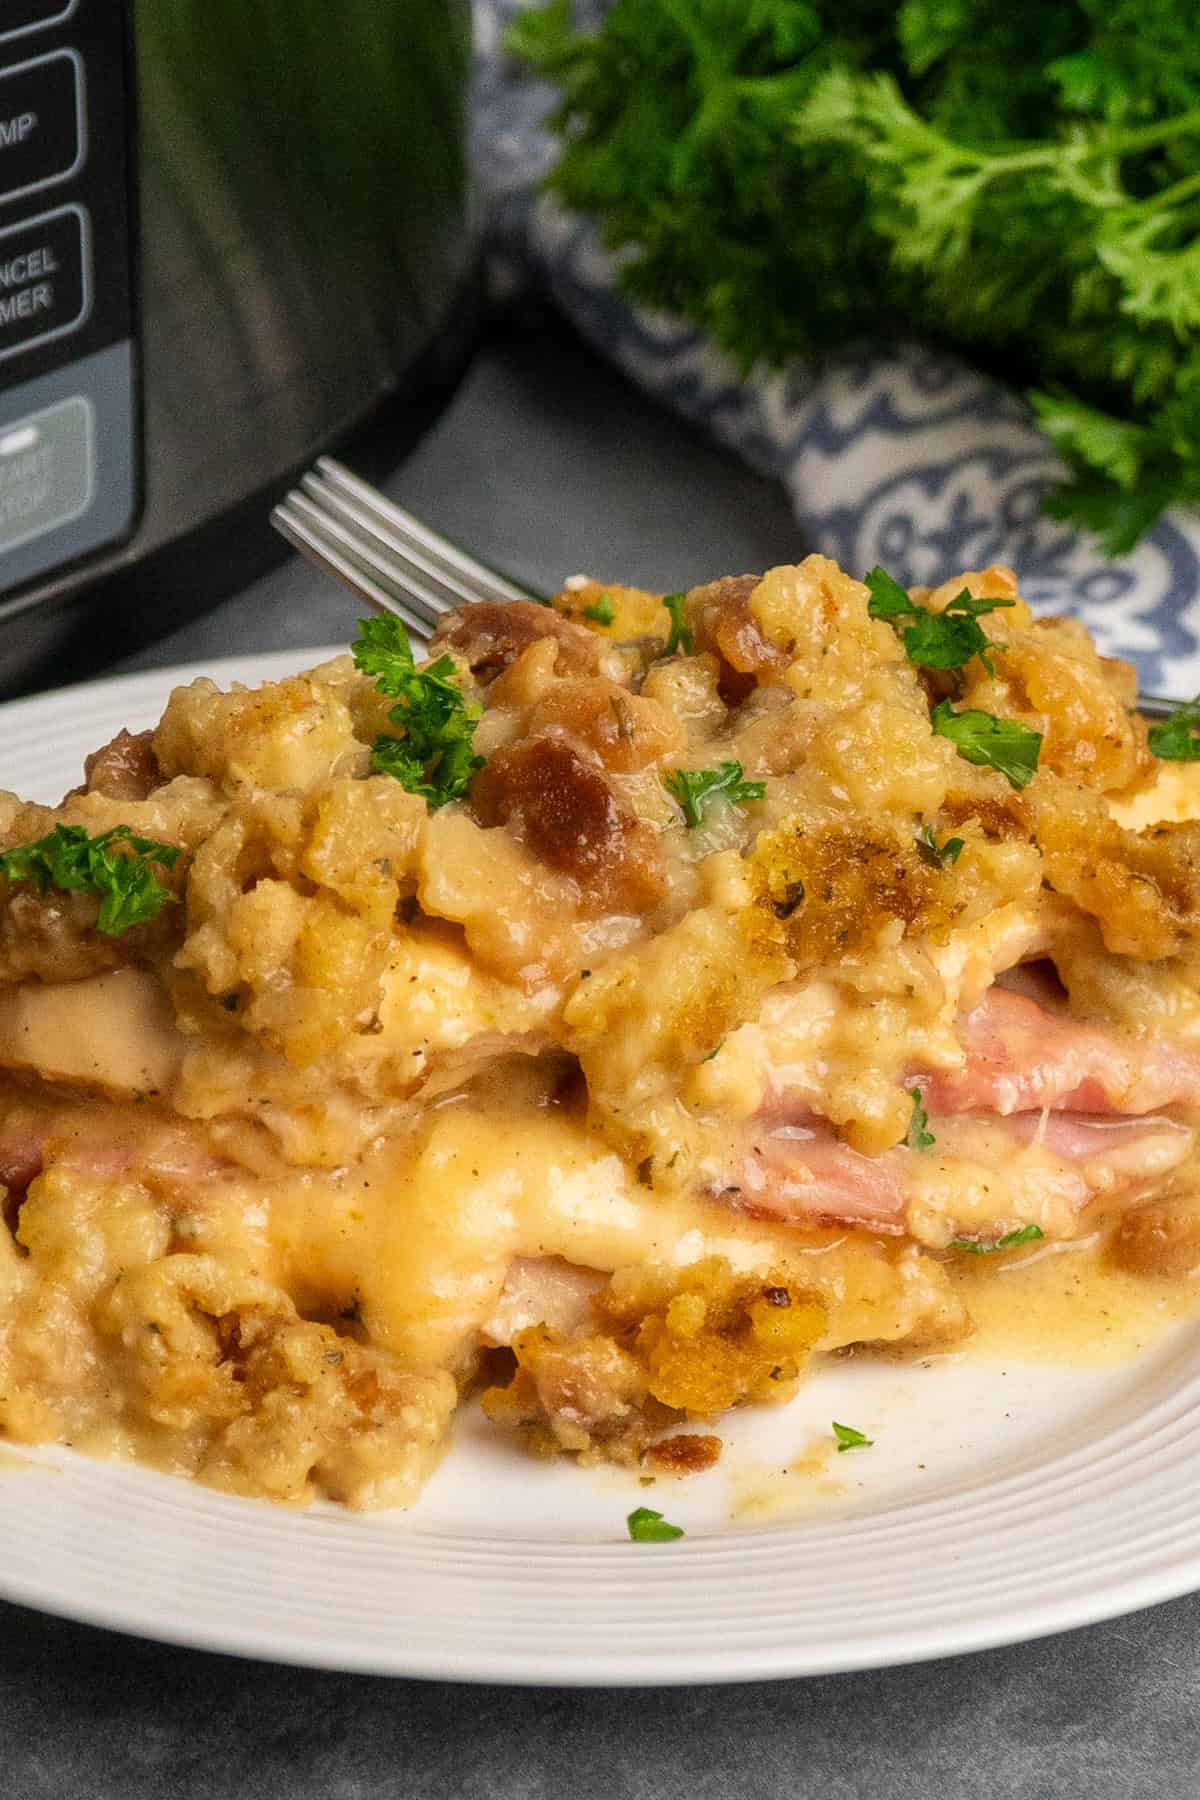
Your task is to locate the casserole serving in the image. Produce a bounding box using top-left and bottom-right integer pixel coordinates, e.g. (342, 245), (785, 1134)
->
(0, 556), (1197, 1508)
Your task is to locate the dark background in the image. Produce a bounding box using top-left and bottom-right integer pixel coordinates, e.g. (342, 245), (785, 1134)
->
(4, 1584), (1198, 1799)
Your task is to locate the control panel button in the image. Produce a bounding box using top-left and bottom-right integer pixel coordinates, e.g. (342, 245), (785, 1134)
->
(0, 392), (92, 554)
(0, 52), (83, 203)
(0, 1), (76, 44)
(0, 203), (88, 361)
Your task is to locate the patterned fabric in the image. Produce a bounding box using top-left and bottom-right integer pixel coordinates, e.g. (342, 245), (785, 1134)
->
(473, 0), (1200, 696)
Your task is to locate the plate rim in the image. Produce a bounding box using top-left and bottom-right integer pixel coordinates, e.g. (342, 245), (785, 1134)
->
(0, 644), (349, 727)
(0, 1436), (1196, 1686)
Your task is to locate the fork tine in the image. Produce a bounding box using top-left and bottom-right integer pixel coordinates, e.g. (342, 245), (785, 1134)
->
(314, 457), (534, 606)
(299, 471), (480, 619)
(278, 489), (456, 633)
(271, 498), (433, 640)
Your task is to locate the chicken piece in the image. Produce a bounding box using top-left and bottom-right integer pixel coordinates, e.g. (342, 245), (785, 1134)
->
(478, 1256), (604, 1347)
(0, 967), (184, 1098)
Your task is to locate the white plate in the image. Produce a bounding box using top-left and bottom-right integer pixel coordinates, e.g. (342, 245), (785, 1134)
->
(1, 651), (1200, 1685)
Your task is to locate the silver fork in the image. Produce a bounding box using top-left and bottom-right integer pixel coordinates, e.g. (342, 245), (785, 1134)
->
(271, 457), (1180, 719)
(270, 455), (535, 641)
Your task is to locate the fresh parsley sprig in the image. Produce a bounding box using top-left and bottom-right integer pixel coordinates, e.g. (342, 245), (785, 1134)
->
(1147, 697), (1200, 762)
(664, 761), (766, 828)
(353, 616), (483, 809)
(949, 1224), (1046, 1255)
(512, 4), (1200, 553)
(861, 567), (918, 621)
(0, 823), (181, 936)
(915, 823), (965, 869)
(627, 1506), (685, 1542)
(866, 567), (1014, 674)
(931, 701), (1042, 791)
(353, 616), (422, 692)
(661, 593), (694, 657)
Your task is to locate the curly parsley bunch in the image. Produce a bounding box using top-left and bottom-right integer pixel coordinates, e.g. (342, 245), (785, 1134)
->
(512, 0), (1200, 552)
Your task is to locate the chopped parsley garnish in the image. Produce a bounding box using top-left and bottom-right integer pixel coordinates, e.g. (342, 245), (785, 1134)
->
(905, 1088), (935, 1152)
(862, 566), (918, 621)
(931, 700), (1042, 791)
(915, 823), (965, 869)
(905, 608), (1000, 675)
(832, 1421), (873, 1453)
(950, 1224), (1046, 1255)
(700, 1040), (724, 1063)
(626, 1505), (685, 1542)
(664, 761), (766, 828)
(353, 615), (483, 809)
(0, 823), (181, 937)
(1147, 698), (1200, 762)
(661, 592), (694, 657)
(866, 566), (1014, 674)
(370, 731), (482, 805)
(352, 614), (422, 691)
(583, 594), (615, 626)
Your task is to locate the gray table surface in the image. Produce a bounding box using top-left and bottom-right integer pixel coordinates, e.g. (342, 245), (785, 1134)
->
(3, 320), (1199, 1799)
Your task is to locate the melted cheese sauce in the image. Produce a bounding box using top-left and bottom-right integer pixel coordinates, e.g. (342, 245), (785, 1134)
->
(230, 1061), (962, 1369)
(3, 1059), (1200, 1509)
(948, 1232), (1200, 1365)
(712, 1239), (1200, 1527)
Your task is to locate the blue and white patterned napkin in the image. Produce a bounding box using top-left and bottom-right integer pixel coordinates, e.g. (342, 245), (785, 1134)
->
(473, 0), (1200, 696)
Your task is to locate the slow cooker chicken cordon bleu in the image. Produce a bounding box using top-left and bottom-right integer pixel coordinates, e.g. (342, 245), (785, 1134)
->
(1, 557), (1199, 1510)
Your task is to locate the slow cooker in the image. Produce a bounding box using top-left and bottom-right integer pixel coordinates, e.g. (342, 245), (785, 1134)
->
(0, 0), (475, 695)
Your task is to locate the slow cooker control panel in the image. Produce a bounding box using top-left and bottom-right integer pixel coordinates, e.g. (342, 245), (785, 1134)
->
(0, 0), (138, 600)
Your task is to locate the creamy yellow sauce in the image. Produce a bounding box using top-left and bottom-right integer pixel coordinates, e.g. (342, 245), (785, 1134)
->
(728, 1437), (850, 1522)
(716, 1239), (1200, 1525)
(4, 1058), (1199, 1507)
(948, 1232), (1200, 1366)
(187, 1060), (961, 1370)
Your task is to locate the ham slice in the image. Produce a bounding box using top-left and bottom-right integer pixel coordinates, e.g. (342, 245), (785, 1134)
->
(0, 1130), (43, 1232)
(723, 1109), (1194, 1240)
(0, 1134), (42, 1197)
(1005, 1110), (1193, 1182)
(917, 987), (1200, 1119)
(0, 1104), (228, 1229)
(734, 1126), (907, 1231)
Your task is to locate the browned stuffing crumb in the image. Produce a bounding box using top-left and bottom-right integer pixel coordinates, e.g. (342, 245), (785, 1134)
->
(481, 1256), (826, 1468)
